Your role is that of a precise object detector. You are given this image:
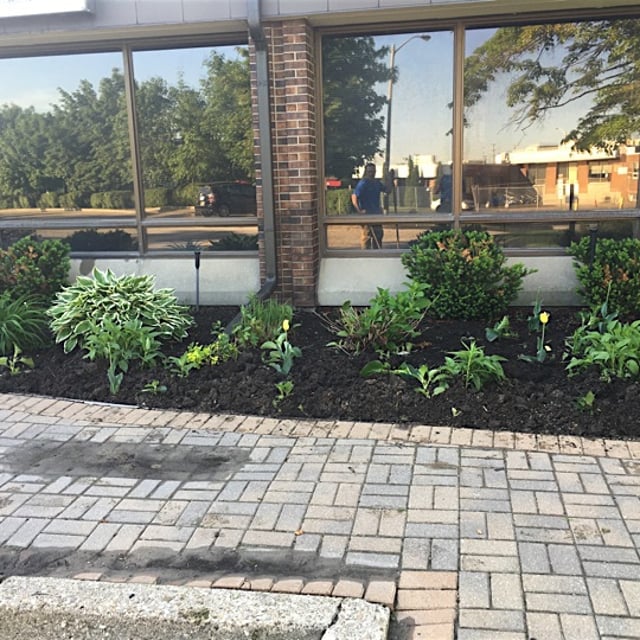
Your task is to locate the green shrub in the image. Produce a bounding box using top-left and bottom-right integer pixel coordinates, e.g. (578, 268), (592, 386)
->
(209, 233), (259, 251)
(47, 268), (192, 354)
(16, 194), (32, 208)
(37, 192), (59, 209)
(325, 189), (353, 215)
(402, 229), (531, 320)
(0, 291), (49, 355)
(0, 235), (70, 302)
(568, 236), (640, 317)
(174, 183), (201, 206)
(66, 229), (137, 252)
(144, 187), (172, 208)
(90, 191), (134, 209)
(325, 281), (432, 356)
(59, 192), (84, 210)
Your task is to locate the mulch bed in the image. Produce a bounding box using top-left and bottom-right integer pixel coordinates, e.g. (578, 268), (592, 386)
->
(2, 306), (638, 441)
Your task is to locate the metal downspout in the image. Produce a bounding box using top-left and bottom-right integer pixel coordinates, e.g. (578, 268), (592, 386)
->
(248, 0), (277, 299)
(225, 0), (277, 334)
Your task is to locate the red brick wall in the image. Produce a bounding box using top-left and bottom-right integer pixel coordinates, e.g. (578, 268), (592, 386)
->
(250, 20), (319, 307)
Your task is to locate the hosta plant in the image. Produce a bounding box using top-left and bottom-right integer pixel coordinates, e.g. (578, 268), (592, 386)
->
(566, 314), (640, 382)
(48, 268), (192, 354)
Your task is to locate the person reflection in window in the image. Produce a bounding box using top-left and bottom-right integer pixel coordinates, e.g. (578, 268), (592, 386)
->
(351, 163), (391, 249)
(435, 165), (452, 213)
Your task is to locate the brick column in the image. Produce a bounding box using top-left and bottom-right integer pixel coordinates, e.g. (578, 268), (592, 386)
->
(250, 19), (319, 307)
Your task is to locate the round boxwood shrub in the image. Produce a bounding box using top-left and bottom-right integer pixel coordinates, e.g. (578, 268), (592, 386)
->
(0, 235), (70, 303)
(568, 236), (640, 317)
(402, 229), (531, 320)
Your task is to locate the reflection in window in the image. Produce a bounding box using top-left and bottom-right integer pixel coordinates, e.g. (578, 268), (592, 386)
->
(325, 222), (451, 250)
(464, 21), (640, 220)
(145, 226), (259, 252)
(322, 32), (453, 217)
(0, 52), (133, 215)
(132, 46), (255, 218)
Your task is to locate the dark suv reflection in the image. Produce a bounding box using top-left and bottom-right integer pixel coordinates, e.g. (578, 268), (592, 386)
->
(195, 182), (257, 217)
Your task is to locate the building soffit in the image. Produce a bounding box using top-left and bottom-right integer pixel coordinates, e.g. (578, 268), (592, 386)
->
(261, 0), (640, 28)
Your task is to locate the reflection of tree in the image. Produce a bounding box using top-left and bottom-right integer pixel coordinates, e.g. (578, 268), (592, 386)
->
(322, 36), (391, 181)
(465, 21), (640, 151)
(0, 50), (254, 205)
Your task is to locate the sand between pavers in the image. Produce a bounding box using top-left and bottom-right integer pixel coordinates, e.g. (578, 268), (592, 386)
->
(0, 576), (390, 640)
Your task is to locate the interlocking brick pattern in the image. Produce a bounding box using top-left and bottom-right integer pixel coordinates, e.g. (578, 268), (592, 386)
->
(1, 394), (640, 639)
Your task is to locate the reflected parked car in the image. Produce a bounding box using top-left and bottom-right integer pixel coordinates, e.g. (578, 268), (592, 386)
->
(195, 182), (257, 217)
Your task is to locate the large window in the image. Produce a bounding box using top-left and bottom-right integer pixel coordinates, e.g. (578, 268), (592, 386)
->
(132, 45), (257, 252)
(0, 41), (256, 255)
(0, 51), (137, 251)
(322, 31), (454, 250)
(322, 17), (640, 253)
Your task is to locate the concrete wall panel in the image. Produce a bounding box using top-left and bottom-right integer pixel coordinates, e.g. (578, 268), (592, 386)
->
(317, 256), (582, 307)
(70, 257), (261, 306)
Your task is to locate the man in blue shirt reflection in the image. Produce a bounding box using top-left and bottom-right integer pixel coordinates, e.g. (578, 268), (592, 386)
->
(351, 163), (391, 249)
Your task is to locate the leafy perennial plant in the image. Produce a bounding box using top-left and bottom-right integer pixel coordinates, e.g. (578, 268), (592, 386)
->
(47, 268), (192, 394)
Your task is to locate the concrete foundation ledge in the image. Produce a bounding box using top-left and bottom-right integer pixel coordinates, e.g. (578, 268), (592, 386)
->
(0, 576), (390, 639)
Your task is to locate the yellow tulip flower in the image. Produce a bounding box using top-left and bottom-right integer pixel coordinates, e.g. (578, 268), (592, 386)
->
(539, 311), (550, 325)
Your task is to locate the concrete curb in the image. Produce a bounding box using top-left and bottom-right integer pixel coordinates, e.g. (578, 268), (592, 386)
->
(0, 576), (390, 639)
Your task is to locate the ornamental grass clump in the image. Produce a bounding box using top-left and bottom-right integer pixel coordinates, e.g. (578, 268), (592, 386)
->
(402, 229), (531, 320)
(0, 291), (50, 356)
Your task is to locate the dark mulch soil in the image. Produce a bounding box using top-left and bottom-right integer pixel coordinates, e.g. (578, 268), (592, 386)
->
(1, 306), (638, 440)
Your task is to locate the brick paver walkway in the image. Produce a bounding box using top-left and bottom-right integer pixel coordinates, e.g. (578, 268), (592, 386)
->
(1, 393), (639, 639)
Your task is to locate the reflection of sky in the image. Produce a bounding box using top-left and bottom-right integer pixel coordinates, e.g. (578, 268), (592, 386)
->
(375, 27), (592, 166)
(0, 45), (238, 112)
(374, 32), (454, 164)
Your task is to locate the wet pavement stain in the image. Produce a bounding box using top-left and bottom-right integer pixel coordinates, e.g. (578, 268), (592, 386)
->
(2, 440), (251, 480)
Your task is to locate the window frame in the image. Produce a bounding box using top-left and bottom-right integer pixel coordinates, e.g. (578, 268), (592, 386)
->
(0, 33), (259, 258)
(318, 11), (640, 257)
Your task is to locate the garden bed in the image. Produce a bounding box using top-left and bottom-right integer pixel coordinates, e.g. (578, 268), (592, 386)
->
(1, 305), (638, 441)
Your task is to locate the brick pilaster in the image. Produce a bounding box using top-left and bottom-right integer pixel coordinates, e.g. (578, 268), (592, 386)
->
(250, 19), (319, 307)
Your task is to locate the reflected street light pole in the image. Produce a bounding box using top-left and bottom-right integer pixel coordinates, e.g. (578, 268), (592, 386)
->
(383, 34), (431, 212)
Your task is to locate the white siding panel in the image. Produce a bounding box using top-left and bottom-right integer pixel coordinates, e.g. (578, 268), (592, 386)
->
(136, 0), (183, 24)
(90, 0), (138, 27)
(278, 0), (329, 15)
(327, 0), (379, 10)
(183, 0), (232, 21)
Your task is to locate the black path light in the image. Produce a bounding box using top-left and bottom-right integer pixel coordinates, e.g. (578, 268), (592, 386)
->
(194, 250), (201, 311)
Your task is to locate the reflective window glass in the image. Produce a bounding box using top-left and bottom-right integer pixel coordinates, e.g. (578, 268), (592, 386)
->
(0, 52), (134, 226)
(132, 46), (255, 221)
(464, 21), (640, 218)
(322, 31), (454, 249)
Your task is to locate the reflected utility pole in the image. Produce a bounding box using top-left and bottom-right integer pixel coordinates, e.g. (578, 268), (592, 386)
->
(383, 34), (430, 212)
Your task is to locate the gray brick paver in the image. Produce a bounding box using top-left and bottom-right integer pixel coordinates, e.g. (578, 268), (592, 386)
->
(3, 394), (640, 640)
